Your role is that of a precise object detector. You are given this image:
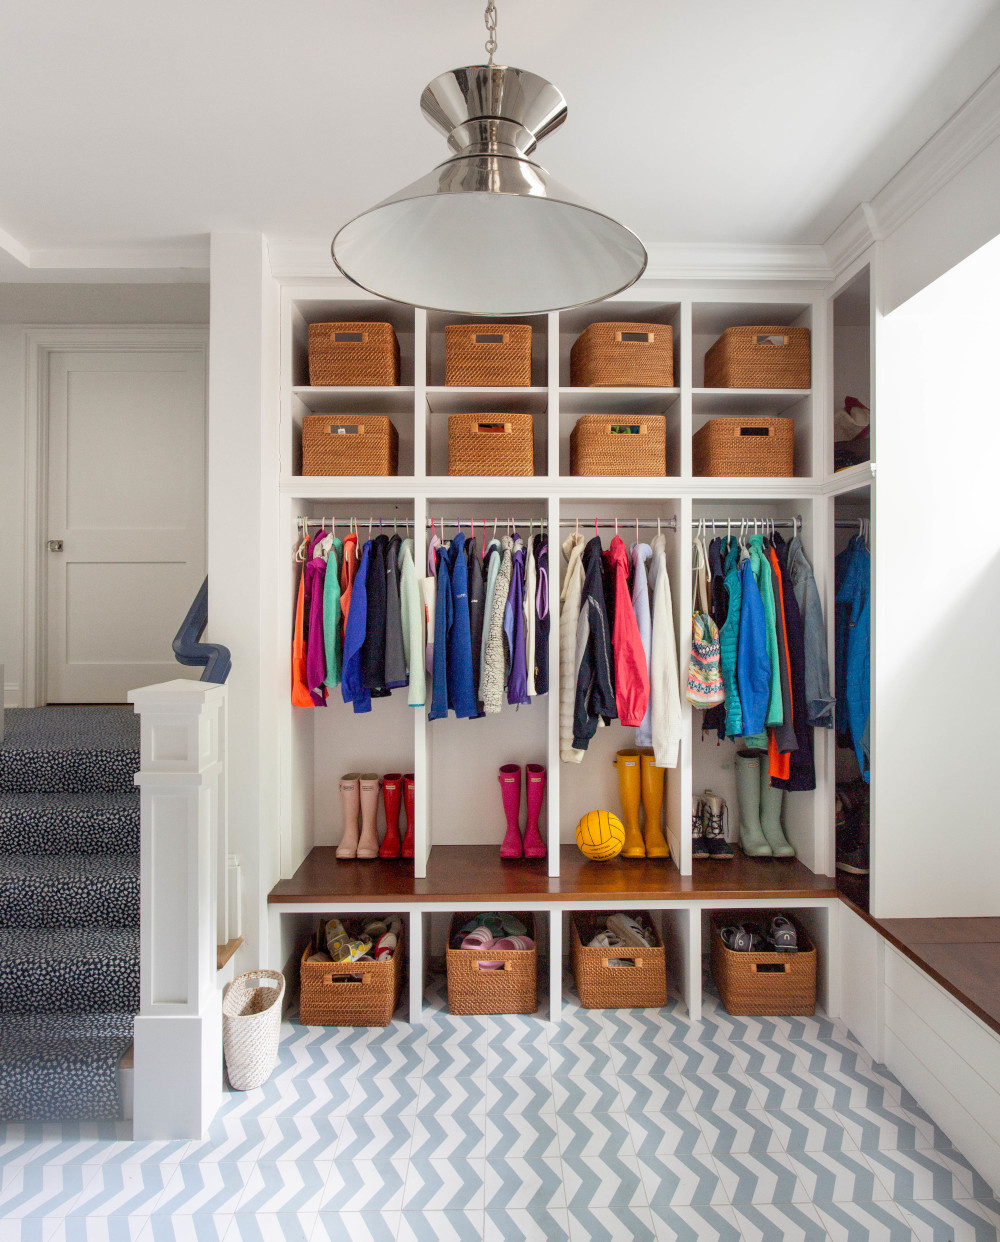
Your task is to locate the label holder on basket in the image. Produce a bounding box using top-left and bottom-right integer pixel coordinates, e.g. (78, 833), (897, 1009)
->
(617, 330), (653, 344)
(474, 333), (507, 344)
(475, 422), (511, 435)
(476, 960), (513, 971)
(333, 331), (367, 343)
(756, 333), (789, 347)
(753, 962), (790, 973)
(737, 425), (772, 438)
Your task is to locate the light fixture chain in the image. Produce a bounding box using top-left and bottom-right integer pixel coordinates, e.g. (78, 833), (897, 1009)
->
(484, 0), (498, 66)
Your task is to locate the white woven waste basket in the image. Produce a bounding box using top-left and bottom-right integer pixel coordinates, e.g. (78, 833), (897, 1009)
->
(222, 969), (285, 1091)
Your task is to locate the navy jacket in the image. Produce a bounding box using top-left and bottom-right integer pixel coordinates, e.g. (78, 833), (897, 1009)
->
(573, 536), (617, 750)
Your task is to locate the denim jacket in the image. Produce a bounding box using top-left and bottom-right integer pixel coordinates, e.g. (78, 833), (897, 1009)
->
(787, 538), (834, 728)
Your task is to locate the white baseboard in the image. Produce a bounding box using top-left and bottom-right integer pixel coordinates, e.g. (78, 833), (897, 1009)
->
(3, 682), (21, 708)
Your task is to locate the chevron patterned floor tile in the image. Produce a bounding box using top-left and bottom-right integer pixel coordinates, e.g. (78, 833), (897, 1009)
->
(485, 1113), (561, 1159)
(256, 1117), (340, 1163)
(786, 1147), (891, 1203)
(234, 1161), (329, 1214)
(606, 1039), (679, 1078)
(677, 1070), (756, 1112)
(421, 1038), (487, 1080)
(601, 1010), (670, 1047)
(484, 1207), (570, 1241)
(397, 1210), (483, 1241)
(693, 1107), (782, 1155)
(743, 1067), (836, 1111)
(154, 1164), (249, 1216)
(548, 1009), (607, 1045)
(224, 1214), (316, 1242)
(648, 1203), (743, 1242)
(615, 1074), (690, 1115)
(566, 1206), (657, 1241)
(561, 1155), (646, 1209)
(488, 1030), (550, 1077)
(814, 1198), (918, 1241)
(625, 1110), (707, 1158)
(349, 1077), (421, 1118)
(69, 1164), (175, 1218)
(409, 1114), (485, 1160)
(142, 1215), (234, 1242)
(417, 1075), (488, 1117)
(728, 1038), (813, 1075)
(665, 1040), (739, 1078)
(320, 1160), (408, 1212)
(636, 1153), (727, 1208)
(311, 1212), (400, 1242)
(0, 1166), (93, 1218)
(763, 1106), (861, 1153)
(897, 1196), (1000, 1241)
(401, 1158), (485, 1211)
(181, 1119), (271, 1165)
(335, 1114), (414, 1161)
(46, 1217), (151, 1242)
(484, 1156), (565, 1209)
(551, 1074), (621, 1116)
(487, 1075), (556, 1116)
(547, 1039), (614, 1079)
(831, 1101), (955, 1151)
(556, 1111), (634, 1158)
(0, 1138), (189, 1170)
(713, 1151), (808, 1205)
(730, 1201), (828, 1241)
(358, 1037), (426, 1080)
(862, 1145), (988, 1200)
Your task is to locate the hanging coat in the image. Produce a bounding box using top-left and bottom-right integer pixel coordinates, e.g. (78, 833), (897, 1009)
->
(427, 542), (452, 722)
(573, 536), (617, 751)
(446, 532), (479, 718)
(534, 534), (549, 697)
(836, 535), (871, 781)
(524, 535), (538, 699)
(737, 554), (771, 737)
(787, 538), (834, 728)
(424, 533), (441, 676)
(702, 538), (729, 740)
(719, 540), (744, 739)
(384, 533), (407, 690)
(647, 533), (682, 768)
(398, 537), (425, 707)
(748, 534), (783, 729)
(631, 542), (654, 747)
(481, 535), (513, 714)
(466, 538), (486, 704)
(291, 543), (314, 709)
(505, 537), (529, 706)
(771, 533), (815, 792)
(341, 539), (372, 714)
(340, 534), (359, 641)
(479, 538), (501, 696)
(606, 535), (649, 728)
(768, 542), (798, 757)
(361, 534), (390, 697)
(559, 532), (586, 763)
(305, 543), (328, 701)
(322, 534), (343, 689)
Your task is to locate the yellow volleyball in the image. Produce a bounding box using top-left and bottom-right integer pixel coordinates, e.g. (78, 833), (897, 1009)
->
(575, 810), (626, 861)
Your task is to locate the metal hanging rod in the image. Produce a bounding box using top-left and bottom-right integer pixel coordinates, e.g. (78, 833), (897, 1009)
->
(297, 517), (410, 530)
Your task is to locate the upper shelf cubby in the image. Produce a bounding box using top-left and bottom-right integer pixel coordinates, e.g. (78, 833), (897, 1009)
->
(691, 301), (812, 390)
(289, 297), (417, 391)
(832, 266), (872, 475)
(558, 301), (680, 389)
(426, 311), (549, 388)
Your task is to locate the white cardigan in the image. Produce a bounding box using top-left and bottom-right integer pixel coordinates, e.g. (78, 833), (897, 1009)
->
(559, 533), (586, 763)
(647, 533), (682, 768)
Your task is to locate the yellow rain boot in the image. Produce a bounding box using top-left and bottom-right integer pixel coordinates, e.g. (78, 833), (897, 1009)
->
(640, 750), (670, 858)
(614, 749), (646, 858)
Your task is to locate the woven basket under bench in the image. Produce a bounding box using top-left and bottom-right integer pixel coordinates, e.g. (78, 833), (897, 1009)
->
(570, 913), (668, 1009)
(299, 921), (405, 1026)
(709, 910), (816, 1016)
(445, 912), (538, 1015)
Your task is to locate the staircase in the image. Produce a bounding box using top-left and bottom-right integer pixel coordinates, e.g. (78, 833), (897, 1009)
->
(0, 707), (139, 1121)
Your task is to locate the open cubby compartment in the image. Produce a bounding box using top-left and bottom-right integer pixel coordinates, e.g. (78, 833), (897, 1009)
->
(426, 310), (550, 388)
(692, 299), (813, 389)
(690, 497), (828, 873)
(288, 295), (417, 390)
(557, 497), (684, 869)
(424, 496), (550, 857)
(559, 387), (681, 478)
(425, 386), (548, 478)
(558, 298), (681, 388)
(692, 391), (813, 479)
(287, 496), (419, 859)
(832, 266), (873, 472)
(288, 387), (416, 480)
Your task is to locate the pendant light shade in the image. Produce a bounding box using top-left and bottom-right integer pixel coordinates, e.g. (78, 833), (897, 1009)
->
(331, 65), (647, 315)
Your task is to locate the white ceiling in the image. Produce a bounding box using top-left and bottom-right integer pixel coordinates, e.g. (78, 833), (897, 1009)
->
(2, 0), (1000, 262)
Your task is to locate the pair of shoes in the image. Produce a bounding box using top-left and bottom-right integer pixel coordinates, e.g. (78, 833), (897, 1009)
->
(364, 917), (403, 961)
(691, 791), (734, 860)
(735, 750), (795, 858)
(325, 918), (372, 962)
(836, 779), (870, 875)
(613, 750), (671, 859)
(337, 773), (416, 860)
(719, 914), (798, 953)
(607, 913), (654, 948)
(499, 764), (547, 859)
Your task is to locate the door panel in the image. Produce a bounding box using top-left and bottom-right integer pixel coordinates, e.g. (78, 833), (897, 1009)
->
(46, 348), (206, 702)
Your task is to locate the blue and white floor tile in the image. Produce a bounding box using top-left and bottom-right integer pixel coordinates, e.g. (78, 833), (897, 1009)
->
(3, 974), (1000, 1241)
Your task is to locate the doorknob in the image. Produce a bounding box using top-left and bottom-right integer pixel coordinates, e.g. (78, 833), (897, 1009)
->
(47, 540), (63, 552)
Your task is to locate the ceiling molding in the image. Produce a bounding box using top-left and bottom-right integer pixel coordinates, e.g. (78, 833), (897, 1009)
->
(266, 239), (338, 281)
(823, 204), (879, 277)
(0, 224), (30, 267)
(31, 242), (210, 271)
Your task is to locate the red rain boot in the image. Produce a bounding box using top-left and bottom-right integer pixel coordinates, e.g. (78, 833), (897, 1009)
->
(380, 773), (403, 858)
(401, 773), (416, 859)
(523, 763), (547, 858)
(499, 764), (524, 858)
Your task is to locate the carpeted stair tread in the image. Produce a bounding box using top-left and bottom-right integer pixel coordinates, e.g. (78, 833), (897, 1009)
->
(0, 792), (139, 856)
(0, 928), (138, 1014)
(0, 855), (139, 929)
(0, 1012), (134, 1122)
(0, 708), (139, 794)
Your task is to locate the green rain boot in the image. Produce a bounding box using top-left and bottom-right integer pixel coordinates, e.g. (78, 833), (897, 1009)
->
(760, 759), (796, 857)
(735, 749), (772, 857)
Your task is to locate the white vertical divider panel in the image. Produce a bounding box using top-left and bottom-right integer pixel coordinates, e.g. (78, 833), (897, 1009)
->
(412, 493), (430, 879)
(674, 494), (694, 875)
(128, 679), (226, 1139)
(810, 293), (830, 482)
(678, 300), (694, 478)
(548, 906), (562, 1021)
(546, 492), (561, 877)
(809, 493), (836, 877)
(408, 910), (425, 1024)
(413, 310), (427, 478)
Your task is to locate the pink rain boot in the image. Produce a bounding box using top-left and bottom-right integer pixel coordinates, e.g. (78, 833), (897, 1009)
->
(523, 764), (547, 859)
(357, 774), (381, 859)
(336, 773), (361, 859)
(499, 764), (524, 859)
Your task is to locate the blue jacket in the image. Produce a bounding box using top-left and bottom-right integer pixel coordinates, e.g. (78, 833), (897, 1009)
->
(427, 543), (452, 722)
(341, 540), (372, 714)
(446, 533), (479, 719)
(835, 535), (871, 781)
(737, 555), (771, 737)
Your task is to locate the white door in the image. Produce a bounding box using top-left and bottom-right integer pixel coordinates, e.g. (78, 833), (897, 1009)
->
(45, 346), (207, 703)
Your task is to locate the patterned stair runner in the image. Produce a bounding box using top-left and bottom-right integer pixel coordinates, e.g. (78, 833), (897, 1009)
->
(0, 708), (139, 1121)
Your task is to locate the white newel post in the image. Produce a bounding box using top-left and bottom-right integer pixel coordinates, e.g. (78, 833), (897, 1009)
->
(127, 678), (228, 1139)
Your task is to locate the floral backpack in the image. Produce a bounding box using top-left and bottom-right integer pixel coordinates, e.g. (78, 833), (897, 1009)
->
(687, 533), (725, 706)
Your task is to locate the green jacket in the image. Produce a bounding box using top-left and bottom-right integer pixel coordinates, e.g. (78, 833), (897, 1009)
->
(749, 534), (783, 728)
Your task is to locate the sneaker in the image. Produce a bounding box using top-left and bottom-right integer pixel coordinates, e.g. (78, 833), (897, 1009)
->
(720, 924), (768, 952)
(692, 795), (709, 859)
(701, 791), (734, 860)
(607, 914), (654, 948)
(766, 915), (798, 951)
(836, 842), (870, 875)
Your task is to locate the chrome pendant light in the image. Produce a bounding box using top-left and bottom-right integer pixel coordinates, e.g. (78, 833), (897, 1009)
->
(331, 1), (647, 315)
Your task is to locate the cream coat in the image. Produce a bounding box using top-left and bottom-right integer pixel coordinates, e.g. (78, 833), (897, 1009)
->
(648, 533), (682, 768)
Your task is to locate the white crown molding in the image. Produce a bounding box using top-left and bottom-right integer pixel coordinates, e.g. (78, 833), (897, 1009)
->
(823, 204), (879, 277)
(266, 238), (339, 281)
(0, 224), (30, 267)
(0, 219), (210, 280)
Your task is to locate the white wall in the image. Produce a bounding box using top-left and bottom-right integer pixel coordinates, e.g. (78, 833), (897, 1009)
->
(0, 283), (208, 705)
(874, 232), (1000, 917)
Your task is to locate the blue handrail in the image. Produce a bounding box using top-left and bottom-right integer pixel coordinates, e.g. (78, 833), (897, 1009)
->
(173, 578), (231, 684)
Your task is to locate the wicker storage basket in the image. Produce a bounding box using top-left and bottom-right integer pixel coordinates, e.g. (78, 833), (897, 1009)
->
(308, 322), (400, 386)
(445, 323), (532, 387)
(301, 414), (399, 476)
(299, 921), (405, 1027)
(570, 415), (666, 476)
(570, 322), (674, 387)
(709, 911), (816, 1016)
(446, 912), (538, 1015)
(222, 969), (285, 1090)
(692, 416), (793, 478)
(448, 413), (533, 476)
(570, 913), (668, 1009)
(704, 325), (810, 389)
